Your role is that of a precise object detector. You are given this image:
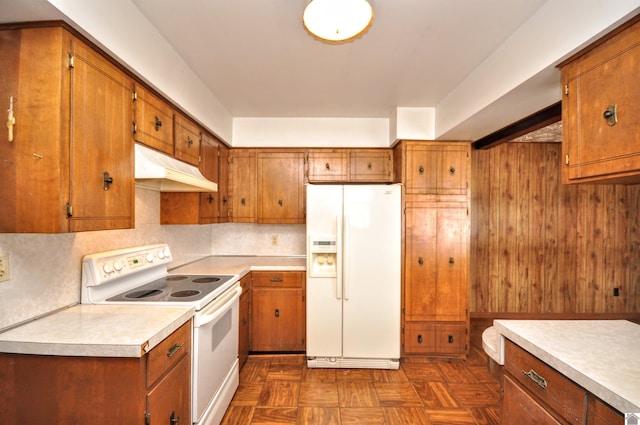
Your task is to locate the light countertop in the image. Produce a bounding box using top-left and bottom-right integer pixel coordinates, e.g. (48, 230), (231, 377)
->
(494, 319), (640, 414)
(170, 255), (306, 277)
(0, 304), (194, 358)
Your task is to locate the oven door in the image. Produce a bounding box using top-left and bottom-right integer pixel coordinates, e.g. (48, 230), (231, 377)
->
(192, 283), (241, 424)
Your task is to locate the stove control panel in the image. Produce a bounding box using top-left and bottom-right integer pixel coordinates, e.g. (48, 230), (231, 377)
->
(82, 243), (172, 287)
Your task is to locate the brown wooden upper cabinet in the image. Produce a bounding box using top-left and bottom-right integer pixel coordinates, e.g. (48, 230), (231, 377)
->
(560, 16), (640, 184)
(133, 84), (175, 157)
(257, 151), (305, 224)
(0, 25), (134, 233)
(307, 149), (393, 182)
(174, 113), (201, 167)
(229, 149), (257, 223)
(402, 141), (469, 198)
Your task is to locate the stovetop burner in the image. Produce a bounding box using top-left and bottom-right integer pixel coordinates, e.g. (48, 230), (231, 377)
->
(106, 274), (235, 303)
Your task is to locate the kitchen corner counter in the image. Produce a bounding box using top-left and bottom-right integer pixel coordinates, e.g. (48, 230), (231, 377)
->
(0, 304), (194, 358)
(494, 319), (640, 414)
(169, 255), (306, 276)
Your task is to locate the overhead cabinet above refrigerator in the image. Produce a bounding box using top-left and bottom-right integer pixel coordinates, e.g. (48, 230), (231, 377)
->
(306, 184), (401, 369)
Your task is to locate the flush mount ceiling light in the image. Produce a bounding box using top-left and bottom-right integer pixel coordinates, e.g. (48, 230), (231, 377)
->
(303, 0), (374, 43)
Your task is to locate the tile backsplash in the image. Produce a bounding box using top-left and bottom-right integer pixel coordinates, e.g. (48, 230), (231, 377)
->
(0, 188), (305, 331)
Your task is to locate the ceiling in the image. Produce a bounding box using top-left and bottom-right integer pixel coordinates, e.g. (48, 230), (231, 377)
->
(125, 0), (549, 119)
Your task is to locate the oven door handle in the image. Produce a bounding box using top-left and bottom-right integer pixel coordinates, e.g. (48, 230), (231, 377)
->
(193, 283), (242, 328)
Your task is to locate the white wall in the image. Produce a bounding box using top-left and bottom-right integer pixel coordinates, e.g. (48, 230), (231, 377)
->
(233, 117), (390, 148)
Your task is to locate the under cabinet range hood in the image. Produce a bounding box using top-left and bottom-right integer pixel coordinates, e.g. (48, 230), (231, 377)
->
(134, 143), (217, 192)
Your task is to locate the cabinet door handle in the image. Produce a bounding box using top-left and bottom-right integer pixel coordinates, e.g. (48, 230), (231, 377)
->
(103, 171), (114, 191)
(448, 335), (454, 344)
(170, 410), (180, 425)
(522, 369), (547, 389)
(278, 199), (283, 207)
(241, 198), (246, 206)
(603, 104), (617, 126)
(418, 165), (424, 175)
(449, 257), (455, 265)
(418, 257), (424, 266)
(187, 137), (194, 147)
(275, 309), (280, 318)
(417, 334), (423, 344)
(367, 162), (372, 170)
(207, 194), (214, 204)
(154, 115), (162, 131)
(222, 196), (228, 205)
(270, 277), (283, 282)
(325, 162), (331, 170)
(449, 166), (455, 175)
(167, 343), (184, 358)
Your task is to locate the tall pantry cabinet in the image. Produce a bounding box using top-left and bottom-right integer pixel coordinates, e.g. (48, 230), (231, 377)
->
(395, 141), (471, 357)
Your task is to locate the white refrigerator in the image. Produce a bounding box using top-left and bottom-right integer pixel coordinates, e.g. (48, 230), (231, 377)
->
(306, 184), (401, 369)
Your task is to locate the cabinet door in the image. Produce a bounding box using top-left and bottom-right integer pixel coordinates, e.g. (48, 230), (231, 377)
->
(218, 144), (230, 222)
(257, 151), (305, 224)
(562, 19), (640, 183)
(502, 375), (562, 425)
(0, 27), (69, 233)
(174, 113), (201, 166)
(349, 149), (393, 182)
(147, 354), (191, 425)
(229, 149), (256, 222)
(133, 84), (175, 156)
(198, 132), (219, 223)
(307, 150), (348, 182)
(405, 202), (468, 322)
(251, 288), (305, 351)
(69, 38), (134, 232)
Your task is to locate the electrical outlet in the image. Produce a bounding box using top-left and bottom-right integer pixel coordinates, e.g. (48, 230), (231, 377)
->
(271, 235), (278, 246)
(0, 253), (9, 282)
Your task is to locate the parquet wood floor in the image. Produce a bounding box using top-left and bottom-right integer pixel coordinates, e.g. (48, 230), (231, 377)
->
(221, 344), (501, 425)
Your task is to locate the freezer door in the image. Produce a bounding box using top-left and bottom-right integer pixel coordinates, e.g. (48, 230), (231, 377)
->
(342, 185), (401, 359)
(306, 185), (344, 357)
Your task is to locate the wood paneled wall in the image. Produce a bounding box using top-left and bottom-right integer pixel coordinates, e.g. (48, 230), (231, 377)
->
(471, 142), (640, 314)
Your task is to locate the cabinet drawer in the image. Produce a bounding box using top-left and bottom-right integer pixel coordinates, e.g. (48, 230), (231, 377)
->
(252, 271), (303, 288)
(148, 320), (191, 387)
(587, 396), (624, 425)
(504, 339), (586, 425)
(404, 322), (467, 355)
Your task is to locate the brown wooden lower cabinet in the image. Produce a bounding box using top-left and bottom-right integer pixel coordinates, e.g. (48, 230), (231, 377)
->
(0, 320), (191, 425)
(501, 338), (624, 425)
(250, 271), (305, 352)
(238, 274), (251, 368)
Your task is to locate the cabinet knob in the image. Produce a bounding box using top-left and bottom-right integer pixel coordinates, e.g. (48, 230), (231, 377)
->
(417, 334), (423, 344)
(275, 309), (280, 318)
(367, 162), (372, 170)
(418, 257), (424, 266)
(207, 194), (214, 204)
(187, 137), (194, 147)
(154, 115), (162, 131)
(222, 196), (228, 205)
(448, 335), (454, 344)
(449, 257), (455, 265)
(241, 198), (246, 206)
(603, 104), (617, 126)
(325, 162), (331, 170)
(103, 171), (114, 191)
(170, 411), (180, 425)
(449, 166), (455, 175)
(418, 165), (424, 175)
(278, 199), (283, 207)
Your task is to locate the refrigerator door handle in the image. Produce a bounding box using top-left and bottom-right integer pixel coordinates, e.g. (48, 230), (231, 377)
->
(343, 213), (349, 301)
(336, 214), (343, 300)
